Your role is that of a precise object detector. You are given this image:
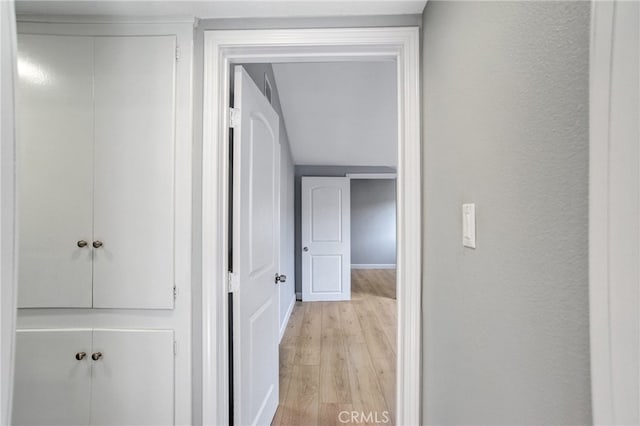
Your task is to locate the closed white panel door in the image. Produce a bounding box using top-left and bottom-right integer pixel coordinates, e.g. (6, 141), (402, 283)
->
(233, 66), (280, 426)
(301, 177), (351, 301)
(90, 329), (174, 426)
(12, 329), (92, 426)
(17, 35), (94, 308)
(92, 36), (176, 309)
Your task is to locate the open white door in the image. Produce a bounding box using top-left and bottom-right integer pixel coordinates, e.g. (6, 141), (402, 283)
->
(232, 66), (280, 426)
(301, 177), (351, 301)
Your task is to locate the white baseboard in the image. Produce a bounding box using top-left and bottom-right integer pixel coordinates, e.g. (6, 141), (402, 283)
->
(351, 264), (396, 270)
(279, 295), (296, 343)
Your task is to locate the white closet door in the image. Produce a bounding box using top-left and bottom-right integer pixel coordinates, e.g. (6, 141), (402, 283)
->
(92, 36), (176, 309)
(12, 329), (93, 426)
(90, 329), (174, 426)
(301, 177), (351, 301)
(16, 35), (94, 308)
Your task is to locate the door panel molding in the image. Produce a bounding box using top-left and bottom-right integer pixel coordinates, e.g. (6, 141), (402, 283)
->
(201, 27), (421, 425)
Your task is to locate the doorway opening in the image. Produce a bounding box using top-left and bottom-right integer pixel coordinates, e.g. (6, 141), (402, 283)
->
(201, 27), (421, 425)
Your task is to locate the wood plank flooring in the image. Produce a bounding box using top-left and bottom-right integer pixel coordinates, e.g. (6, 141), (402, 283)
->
(273, 269), (396, 426)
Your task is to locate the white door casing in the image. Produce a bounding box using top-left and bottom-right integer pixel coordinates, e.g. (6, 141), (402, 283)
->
(201, 27), (421, 426)
(589, 1), (640, 424)
(232, 66), (280, 426)
(301, 177), (351, 302)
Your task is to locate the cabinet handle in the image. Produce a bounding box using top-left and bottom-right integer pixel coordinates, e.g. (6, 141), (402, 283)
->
(75, 352), (87, 360)
(91, 352), (102, 361)
(92, 241), (103, 248)
(77, 240), (88, 248)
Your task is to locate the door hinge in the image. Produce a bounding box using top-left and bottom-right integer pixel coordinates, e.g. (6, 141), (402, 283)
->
(175, 45), (181, 62)
(228, 271), (239, 293)
(229, 107), (241, 128)
(173, 340), (177, 356)
(173, 285), (177, 300)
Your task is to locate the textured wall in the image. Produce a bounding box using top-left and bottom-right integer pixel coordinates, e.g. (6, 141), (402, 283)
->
(421, 1), (591, 424)
(351, 179), (396, 265)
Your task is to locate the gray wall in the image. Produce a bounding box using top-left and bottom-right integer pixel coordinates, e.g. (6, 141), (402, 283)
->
(421, 2), (591, 424)
(351, 179), (396, 265)
(294, 166), (395, 294)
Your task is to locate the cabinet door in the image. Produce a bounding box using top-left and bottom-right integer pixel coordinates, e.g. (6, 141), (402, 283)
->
(90, 329), (174, 426)
(16, 35), (94, 308)
(12, 329), (93, 426)
(92, 36), (176, 309)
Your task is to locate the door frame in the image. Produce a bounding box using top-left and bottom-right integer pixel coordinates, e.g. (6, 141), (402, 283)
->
(201, 27), (421, 425)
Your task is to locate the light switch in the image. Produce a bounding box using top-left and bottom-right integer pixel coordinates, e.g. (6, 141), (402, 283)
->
(462, 203), (476, 248)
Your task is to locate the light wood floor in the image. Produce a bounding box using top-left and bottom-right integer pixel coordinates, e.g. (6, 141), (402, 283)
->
(272, 269), (397, 426)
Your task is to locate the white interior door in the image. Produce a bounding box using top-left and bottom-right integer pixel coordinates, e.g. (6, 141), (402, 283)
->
(90, 329), (174, 426)
(232, 65), (280, 426)
(17, 35), (94, 308)
(301, 177), (351, 301)
(92, 36), (176, 309)
(12, 329), (93, 426)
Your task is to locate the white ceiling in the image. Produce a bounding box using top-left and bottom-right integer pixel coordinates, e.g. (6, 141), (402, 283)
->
(273, 61), (397, 167)
(15, 1), (427, 18)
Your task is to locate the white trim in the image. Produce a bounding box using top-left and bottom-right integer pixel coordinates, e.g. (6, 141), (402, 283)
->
(16, 14), (196, 24)
(589, 3), (615, 422)
(278, 295), (295, 343)
(589, 1), (640, 424)
(346, 173), (397, 179)
(0, 1), (18, 424)
(201, 27), (421, 426)
(351, 264), (396, 270)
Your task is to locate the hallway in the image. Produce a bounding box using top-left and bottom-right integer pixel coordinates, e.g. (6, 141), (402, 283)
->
(273, 269), (396, 425)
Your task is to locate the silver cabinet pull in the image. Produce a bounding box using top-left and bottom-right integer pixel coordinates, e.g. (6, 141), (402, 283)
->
(75, 352), (87, 360)
(77, 240), (88, 248)
(91, 352), (102, 361)
(275, 273), (287, 284)
(92, 241), (103, 248)
(303, 247), (309, 252)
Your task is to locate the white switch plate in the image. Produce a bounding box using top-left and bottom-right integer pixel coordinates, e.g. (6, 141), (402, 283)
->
(462, 203), (476, 248)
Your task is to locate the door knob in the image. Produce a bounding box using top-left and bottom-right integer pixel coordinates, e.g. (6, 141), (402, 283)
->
(275, 273), (287, 284)
(92, 241), (103, 248)
(91, 352), (102, 361)
(303, 247), (309, 252)
(75, 352), (87, 360)
(77, 240), (88, 248)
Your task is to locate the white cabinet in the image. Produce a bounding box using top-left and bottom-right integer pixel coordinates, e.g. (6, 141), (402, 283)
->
(17, 35), (94, 308)
(92, 37), (176, 309)
(13, 329), (92, 426)
(17, 34), (176, 309)
(13, 329), (175, 426)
